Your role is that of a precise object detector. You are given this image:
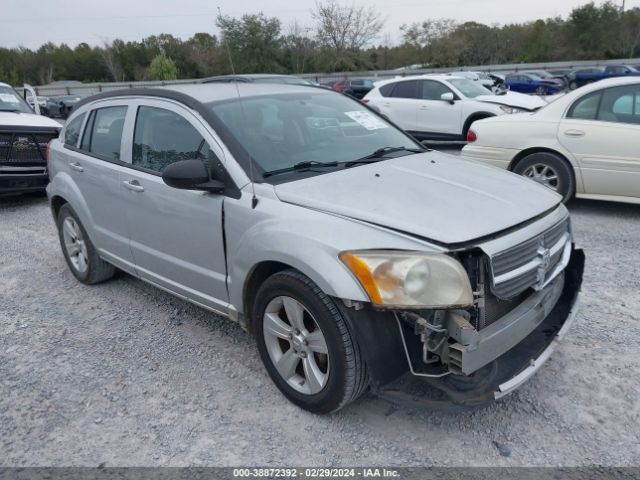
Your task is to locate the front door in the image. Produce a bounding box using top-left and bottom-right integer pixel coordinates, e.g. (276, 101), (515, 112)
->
(416, 80), (463, 135)
(120, 101), (229, 312)
(559, 84), (640, 199)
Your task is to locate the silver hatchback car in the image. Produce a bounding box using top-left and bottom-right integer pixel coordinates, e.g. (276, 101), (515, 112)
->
(47, 84), (584, 413)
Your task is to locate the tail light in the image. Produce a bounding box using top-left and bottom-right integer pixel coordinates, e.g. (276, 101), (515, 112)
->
(361, 99), (370, 104)
(466, 129), (477, 143)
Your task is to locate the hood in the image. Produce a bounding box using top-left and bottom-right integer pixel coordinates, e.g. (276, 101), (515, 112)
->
(475, 91), (547, 111)
(274, 152), (561, 245)
(0, 111), (61, 129)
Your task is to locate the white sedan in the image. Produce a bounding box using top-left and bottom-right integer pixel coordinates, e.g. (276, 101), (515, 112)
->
(363, 75), (546, 142)
(462, 77), (640, 204)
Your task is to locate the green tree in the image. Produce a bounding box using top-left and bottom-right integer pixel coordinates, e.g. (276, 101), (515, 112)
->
(148, 53), (178, 80)
(216, 12), (283, 73)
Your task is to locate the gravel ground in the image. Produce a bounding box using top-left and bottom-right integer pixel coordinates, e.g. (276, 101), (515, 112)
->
(1, 189), (639, 467)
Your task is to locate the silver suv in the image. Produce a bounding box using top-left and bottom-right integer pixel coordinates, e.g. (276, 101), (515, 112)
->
(47, 84), (584, 413)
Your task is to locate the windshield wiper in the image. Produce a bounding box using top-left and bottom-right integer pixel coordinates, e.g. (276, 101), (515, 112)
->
(263, 160), (339, 178)
(344, 146), (426, 168)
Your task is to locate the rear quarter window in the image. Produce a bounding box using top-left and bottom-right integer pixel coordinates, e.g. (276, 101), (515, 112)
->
(63, 113), (85, 147)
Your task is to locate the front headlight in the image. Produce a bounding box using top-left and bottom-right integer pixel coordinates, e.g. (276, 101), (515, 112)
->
(339, 251), (473, 308)
(499, 105), (523, 114)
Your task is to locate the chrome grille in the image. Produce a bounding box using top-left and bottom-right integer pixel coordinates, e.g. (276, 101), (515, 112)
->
(490, 218), (570, 299)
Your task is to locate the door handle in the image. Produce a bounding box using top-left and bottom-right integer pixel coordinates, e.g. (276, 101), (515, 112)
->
(69, 162), (84, 172)
(419, 105), (429, 110)
(122, 180), (144, 192)
(382, 103), (391, 107)
(564, 129), (585, 138)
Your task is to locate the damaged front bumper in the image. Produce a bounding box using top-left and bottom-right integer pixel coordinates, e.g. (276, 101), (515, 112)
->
(346, 246), (585, 408)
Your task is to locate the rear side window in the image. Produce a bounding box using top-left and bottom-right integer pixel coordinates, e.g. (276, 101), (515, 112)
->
(132, 106), (208, 173)
(64, 113), (85, 147)
(81, 106), (127, 160)
(567, 92), (601, 120)
(389, 80), (419, 99)
(598, 85), (640, 124)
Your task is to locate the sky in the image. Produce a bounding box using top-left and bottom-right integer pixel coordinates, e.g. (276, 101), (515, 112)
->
(0, 0), (634, 49)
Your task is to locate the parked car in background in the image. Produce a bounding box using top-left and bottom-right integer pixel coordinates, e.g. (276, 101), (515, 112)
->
(522, 70), (568, 89)
(47, 83), (583, 413)
(568, 65), (640, 90)
(364, 74), (546, 141)
(548, 69), (574, 87)
(48, 95), (82, 119)
(27, 96), (54, 116)
(201, 74), (316, 87)
(463, 77), (640, 204)
(332, 79), (375, 99)
(0, 82), (61, 195)
(505, 73), (564, 95)
(449, 71), (494, 90)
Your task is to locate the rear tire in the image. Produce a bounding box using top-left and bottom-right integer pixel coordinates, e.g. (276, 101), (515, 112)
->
(513, 152), (575, 202)
(253, 269), (368, 414)
(57, 204), (116, 284)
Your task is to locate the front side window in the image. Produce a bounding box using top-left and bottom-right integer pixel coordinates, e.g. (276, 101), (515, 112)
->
(208, 91), (419, 178)
(133, 106), (208, 173)
(82, 106), (127, 160)
(567, 92), (601, 120)
(420, 80), (453, 100)
(64, 113), (85, 147)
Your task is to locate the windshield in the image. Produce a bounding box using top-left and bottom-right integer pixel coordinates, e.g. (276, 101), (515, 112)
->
(0, 86), (33, 113)
(447, 79), (491, 98)
(208, 92), (419, 177)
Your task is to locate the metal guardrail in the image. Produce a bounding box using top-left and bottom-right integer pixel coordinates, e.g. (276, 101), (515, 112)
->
(32, 57), (640, 96)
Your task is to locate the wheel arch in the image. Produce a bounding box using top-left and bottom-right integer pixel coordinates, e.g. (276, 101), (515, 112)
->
(462, 111), (496, 136)
(242, 260), (295, 331)
(509, 147), (578, 200)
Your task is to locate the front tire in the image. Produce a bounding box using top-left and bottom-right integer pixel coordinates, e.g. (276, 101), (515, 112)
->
(253, 270), (368, 414)
(57, 204), (116, 284)
(513, 152), (575, 202)
(535, 86), (548, 95)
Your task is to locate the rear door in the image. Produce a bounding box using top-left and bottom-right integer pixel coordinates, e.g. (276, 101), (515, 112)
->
(63, 103), (135, 272)
(416, 79), (463, 135)
(120, 100), (229, 312)
(559, 85), (640, 198)
(374, 80), (419, 132)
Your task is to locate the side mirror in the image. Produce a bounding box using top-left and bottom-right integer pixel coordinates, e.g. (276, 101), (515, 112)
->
(440, 92), (455, 104)
(162, 159), (225, 193)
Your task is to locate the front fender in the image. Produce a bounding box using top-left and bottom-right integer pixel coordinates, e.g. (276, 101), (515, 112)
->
(224, 192), (439, 314)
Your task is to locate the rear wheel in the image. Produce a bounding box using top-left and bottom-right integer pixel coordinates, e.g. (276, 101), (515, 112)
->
(57, 204), (116, 284)
(513, 152), (575, 202)
(569, 81), (578, 90)
(253, 270), (368, 414)
(535, 86), (548, 95)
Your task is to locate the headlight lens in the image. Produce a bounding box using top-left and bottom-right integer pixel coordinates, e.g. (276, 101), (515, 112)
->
(340, 251), (473, 308)
(499, 105), (523, 114)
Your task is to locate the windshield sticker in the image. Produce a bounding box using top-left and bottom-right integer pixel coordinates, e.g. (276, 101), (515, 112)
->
(344, 111), (388, 130)
(0, 93), (20, 104)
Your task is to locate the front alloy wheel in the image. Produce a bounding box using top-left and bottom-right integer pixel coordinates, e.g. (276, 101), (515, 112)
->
(254, 269), (368, 414)
(262, 296), (329, 395)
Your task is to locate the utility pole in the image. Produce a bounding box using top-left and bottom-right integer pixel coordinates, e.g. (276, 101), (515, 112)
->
(622, 0), (625, 12)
